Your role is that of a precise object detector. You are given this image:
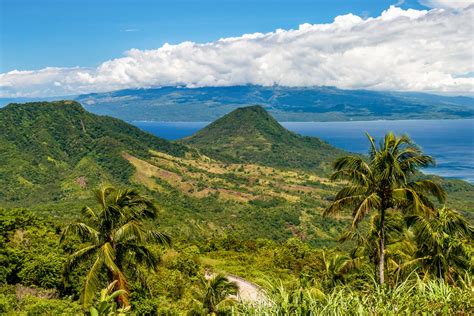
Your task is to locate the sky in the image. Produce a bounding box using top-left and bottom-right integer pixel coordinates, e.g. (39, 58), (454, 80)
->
(0, 0), (473, 97)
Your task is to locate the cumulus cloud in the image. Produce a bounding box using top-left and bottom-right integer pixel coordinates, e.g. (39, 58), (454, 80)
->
(419, 0), (473, 9)
(1, 5), (473, 97)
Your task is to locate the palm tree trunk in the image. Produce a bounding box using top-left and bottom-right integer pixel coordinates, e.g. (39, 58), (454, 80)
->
(379, 208), (385, 285)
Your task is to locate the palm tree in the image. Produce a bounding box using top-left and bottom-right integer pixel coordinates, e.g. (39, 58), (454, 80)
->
(60, 186), (170, 308)
(324, 132), (445, 284)
(406, 207), (473, 284)
(341, 211), (412, 285)
(316, 249), (362, 288)
(192, 273), (239, 315)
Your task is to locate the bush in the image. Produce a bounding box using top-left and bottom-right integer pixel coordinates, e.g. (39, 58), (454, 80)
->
(18, 254), (64, 289)
(21, 296), (81, 315)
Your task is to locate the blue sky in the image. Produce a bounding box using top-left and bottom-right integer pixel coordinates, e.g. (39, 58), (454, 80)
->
(1, 0), (428, 72)
(1, 0), (472, 97)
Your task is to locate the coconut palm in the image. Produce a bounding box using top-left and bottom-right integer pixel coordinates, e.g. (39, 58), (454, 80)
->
(324, 132), (445, 284)
(406, 207), (473, 283)
(341, 211), (414, 285)
(192, 274), (239, 315)
(316, 249), (363, 288)
(60, 186), (170, 308)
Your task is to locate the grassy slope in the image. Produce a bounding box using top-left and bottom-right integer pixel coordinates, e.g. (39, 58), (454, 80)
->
(123, 150), (346, 245)
(0, 101), (348, 244)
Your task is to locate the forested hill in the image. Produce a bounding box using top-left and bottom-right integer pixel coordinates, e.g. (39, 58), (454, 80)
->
(181, 105), (345, 172)
(0, 101), (188, 205)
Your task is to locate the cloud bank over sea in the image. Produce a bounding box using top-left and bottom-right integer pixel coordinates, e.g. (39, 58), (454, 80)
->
(1, 5), (473, 97)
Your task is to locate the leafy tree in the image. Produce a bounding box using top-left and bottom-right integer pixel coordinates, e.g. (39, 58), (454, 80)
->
(406, 207), (473, 283)
(192, 274), (238, 315)
(60, 187), (170, 308)
(324, 132), (445, 284)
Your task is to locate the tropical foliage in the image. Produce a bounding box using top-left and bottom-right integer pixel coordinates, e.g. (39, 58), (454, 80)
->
(0, 101), (472, 315)
(89, 281), (130, 316)
(60, 187), (170, 307)
(191, 274), (239, 315)
(406, 206), (473, 283)
(324, 132), (446, 284)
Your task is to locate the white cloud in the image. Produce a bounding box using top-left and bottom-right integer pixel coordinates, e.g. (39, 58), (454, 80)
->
(419, 0), (473, 9)
(1, 5), (473, 97)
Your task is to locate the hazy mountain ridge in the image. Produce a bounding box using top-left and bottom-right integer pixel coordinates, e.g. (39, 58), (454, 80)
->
(72, 85), (474, 122)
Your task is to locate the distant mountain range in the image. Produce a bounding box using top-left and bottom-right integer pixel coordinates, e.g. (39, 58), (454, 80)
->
(1, 85), (473, 121)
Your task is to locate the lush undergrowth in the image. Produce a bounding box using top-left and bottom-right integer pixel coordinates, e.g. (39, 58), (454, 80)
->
(1, 207), (472, 315)
(1, 103), (473, 315)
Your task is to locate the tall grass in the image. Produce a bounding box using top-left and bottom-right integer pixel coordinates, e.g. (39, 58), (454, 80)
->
(235, 276), (473, 315)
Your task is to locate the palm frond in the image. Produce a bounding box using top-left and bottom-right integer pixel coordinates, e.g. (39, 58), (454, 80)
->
(120, 243), (160, 270)
(81, 206), (98, 222)
(101, 242), (130, 306)
(64, 244), (99, 276)
(352, 193), (381, 227)
(365, 132), (378, 159)
(113, 220), (147, 243)
(60, 222), (99, 244)
(82, 256), (104, 307)
(323, 195), (365, 217)
(407, 180), (446, 203)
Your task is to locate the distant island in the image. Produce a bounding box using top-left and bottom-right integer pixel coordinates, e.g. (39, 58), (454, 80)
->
(1, 85), (473, 122)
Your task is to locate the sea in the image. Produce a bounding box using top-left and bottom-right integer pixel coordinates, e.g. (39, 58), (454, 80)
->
(132, 119), (474, 184)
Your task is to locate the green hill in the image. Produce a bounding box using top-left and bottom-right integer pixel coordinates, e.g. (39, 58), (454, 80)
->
(181, 105), (345, 172)
(0, 101), (347, 244)
(0, 101), (188, 206)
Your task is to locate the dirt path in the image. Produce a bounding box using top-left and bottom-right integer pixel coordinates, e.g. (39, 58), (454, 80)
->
(205, 272), (267, 304)
(225, 274), (267, 303)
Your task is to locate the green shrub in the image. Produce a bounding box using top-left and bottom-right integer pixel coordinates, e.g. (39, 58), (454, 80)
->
(18, 254), (64, 289)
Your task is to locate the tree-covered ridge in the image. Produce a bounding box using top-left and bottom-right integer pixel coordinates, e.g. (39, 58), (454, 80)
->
(181, 105), (344, 173)
(0, 101), (189, 206)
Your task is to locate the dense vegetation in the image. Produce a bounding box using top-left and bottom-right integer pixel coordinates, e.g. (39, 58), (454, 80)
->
(0, 101), (473, 314)
(0, 101), (188, 207)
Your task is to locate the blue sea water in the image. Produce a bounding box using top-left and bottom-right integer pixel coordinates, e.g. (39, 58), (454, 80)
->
(132, 119), (474, 183)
